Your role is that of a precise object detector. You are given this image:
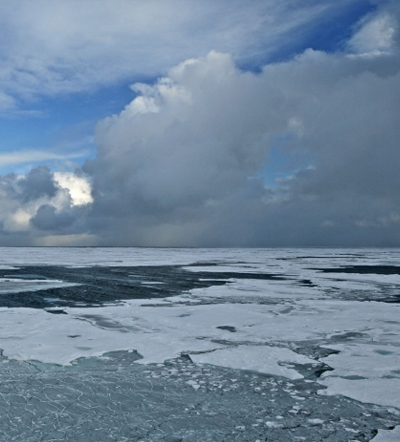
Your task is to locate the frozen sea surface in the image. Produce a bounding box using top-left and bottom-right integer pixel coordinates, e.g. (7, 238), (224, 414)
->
(0, 247), (400, 441)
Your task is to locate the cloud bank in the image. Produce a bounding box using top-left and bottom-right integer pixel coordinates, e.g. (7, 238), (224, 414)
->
(84, 8), (400, 246)
(1, 2), (400, 246)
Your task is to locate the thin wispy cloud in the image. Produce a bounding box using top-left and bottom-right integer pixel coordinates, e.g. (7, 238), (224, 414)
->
(0, 0), (369, 107)
(0, 149), (91, 169)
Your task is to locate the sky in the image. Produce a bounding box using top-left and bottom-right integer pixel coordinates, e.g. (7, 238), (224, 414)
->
(0, 0), (399, 247)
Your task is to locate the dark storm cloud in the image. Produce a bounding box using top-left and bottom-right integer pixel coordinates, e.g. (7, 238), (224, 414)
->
(30, 204), (75, 231)
(0, 166), (59, 206)
(18, 166), (58, 202)
(0, 166), (92, 244)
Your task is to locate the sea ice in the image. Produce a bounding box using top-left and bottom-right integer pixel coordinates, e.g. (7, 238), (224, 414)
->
(0, 246), (400, 441)
(0, 278), (78, 294)
(189, 346), (315, 379)
(372, 426), (400, 442)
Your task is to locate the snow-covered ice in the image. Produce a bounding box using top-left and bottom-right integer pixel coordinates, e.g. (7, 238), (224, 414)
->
(0, 247), (400, 441)
(0, 278), (78, 294)
(189, 346), (314, 379)
(372, 425), (400, 442)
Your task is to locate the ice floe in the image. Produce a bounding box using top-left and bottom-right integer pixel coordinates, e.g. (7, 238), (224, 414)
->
(372, 425), (400, 441)
(0, 247), (399, 417)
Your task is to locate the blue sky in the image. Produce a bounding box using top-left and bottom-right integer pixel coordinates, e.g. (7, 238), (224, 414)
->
(0, 0), (376, 175)
(0, 0), (399, 246)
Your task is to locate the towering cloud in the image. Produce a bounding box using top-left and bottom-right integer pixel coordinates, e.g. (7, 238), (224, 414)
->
(85, 16), (400, 246)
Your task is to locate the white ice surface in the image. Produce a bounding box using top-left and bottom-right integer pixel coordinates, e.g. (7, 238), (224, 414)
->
(189, 346), (314, 379)
(318, 342), (400, 408)
(0, 246), (397, 269)
(320, 343), (400, 380)
(318, 377), (400, 408)
(1, 293), (399, 409)
(190, 278), (328, 300)
(372, 426), (400, 442)
(0, 278), (78, 294)
(0, 248), (400, 412)
(0, 247), (256, 267)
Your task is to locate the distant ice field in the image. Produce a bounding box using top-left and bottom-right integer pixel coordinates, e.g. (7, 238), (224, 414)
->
(0, 247), (399, 441)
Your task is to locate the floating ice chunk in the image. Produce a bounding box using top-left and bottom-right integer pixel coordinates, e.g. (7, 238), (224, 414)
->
(308, 418), (324, 425)
(189, 278), (326, 300)
(0, 278), (78, 294)
(319, 377), (400, 408)
(189, 346), (314, 379)
(372, 426), (400, 442)
(186, 380), (200, 390)
(318, 340), (400, 407)
(265, 421), (283, 428)
(320, 343), (400, 380)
